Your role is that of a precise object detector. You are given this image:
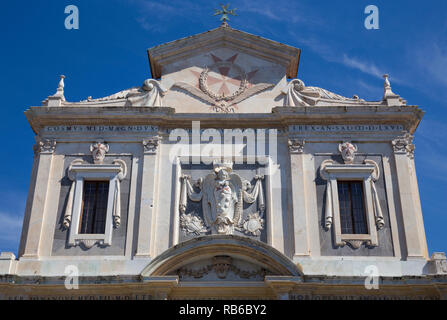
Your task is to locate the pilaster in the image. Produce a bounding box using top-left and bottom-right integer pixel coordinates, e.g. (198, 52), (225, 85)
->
(135, 137), (161, 258)
(20, 137), (56, 259)
(288, 139), (310, 257)
(392, 134), (427, 259)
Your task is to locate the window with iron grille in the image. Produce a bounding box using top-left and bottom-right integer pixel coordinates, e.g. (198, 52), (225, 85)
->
(79, 181), (109, 234)
(337, 181), (368, 234)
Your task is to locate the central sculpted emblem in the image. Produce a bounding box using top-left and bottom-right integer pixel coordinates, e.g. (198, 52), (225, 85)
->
(179, 161), (265, 236)
(173, 54), (274, 113)
(199, 60), (248, 103)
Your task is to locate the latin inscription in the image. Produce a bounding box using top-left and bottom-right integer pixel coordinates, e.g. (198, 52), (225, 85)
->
(289, 124), (404, 133)
(43, 125), (158, 133)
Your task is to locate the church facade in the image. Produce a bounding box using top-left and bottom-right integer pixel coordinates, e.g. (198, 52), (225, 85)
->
(1, 23), (446, 300)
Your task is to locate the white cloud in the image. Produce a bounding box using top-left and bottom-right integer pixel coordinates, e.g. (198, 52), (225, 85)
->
(342, 54), (383, 79)
(418, 43), (447, 87)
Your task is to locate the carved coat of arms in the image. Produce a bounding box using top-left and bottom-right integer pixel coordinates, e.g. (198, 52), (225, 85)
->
(179, 161), (265, 236)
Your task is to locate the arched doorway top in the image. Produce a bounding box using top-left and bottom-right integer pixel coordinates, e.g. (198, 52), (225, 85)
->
(141, 235), (303, 278)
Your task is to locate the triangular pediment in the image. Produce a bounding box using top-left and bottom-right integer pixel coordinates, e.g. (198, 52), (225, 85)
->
(148, 24), (301, 79)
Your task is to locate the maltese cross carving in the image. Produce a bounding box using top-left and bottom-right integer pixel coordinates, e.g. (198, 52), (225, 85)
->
(173, 54), (274, 113)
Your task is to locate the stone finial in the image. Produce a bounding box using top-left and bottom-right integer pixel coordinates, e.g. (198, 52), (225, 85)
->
(382, 74), (406, 106)
(52, 75), (66, 101)
(43, 75), (66, 106)
(90, 141), (109, 164)
(338, 142), (357, 164)
(383, 74), (391, 89)
(57, 75), (65, 92)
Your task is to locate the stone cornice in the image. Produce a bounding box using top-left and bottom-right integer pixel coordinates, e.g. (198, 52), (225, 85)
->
(24, 105), (424, 134)
(0, 274), (446, 286)
(148, 25), (301, 79)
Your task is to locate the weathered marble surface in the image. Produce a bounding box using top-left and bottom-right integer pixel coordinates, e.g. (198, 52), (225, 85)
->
(1, 24), (444, 300)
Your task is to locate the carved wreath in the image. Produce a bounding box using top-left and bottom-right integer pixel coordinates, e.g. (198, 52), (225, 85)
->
(199, 62), (248, 102)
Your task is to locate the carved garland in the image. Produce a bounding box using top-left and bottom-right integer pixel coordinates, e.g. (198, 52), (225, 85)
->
(199, 62), (248, 102)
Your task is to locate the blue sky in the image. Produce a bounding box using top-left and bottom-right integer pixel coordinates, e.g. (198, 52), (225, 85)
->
(0, 1), (445, 255)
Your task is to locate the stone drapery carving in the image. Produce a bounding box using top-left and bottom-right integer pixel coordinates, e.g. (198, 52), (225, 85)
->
(179, 161), (265, 236)
(364, 160), (385, 230)
(82, 79), (167, 107)
(63, 159), (84, 229)
(177, 255), (268, 280)
(63, 158), (127, 231)
(282, 79), (363, 107)
(320, 159), (384, 232)
(90, 141), (109, 164)
(338, 142), (358, 164)
(392, 132), (415, 159)
(33, 137), (57, 155)
(110, 159), (127, 228)
(288, 139), (305, 154)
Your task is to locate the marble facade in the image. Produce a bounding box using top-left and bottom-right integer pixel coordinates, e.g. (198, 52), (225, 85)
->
(1, 23), (446, 300)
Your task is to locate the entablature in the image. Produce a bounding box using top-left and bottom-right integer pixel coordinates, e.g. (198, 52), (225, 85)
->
(25, 105), (423, 136)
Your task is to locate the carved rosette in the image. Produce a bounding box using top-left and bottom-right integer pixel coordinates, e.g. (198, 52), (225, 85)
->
(33, 137), (56, 155)
(288, 139), (305, 154)
(143, 137), (160, 154)
(392, 133), (415, 159)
